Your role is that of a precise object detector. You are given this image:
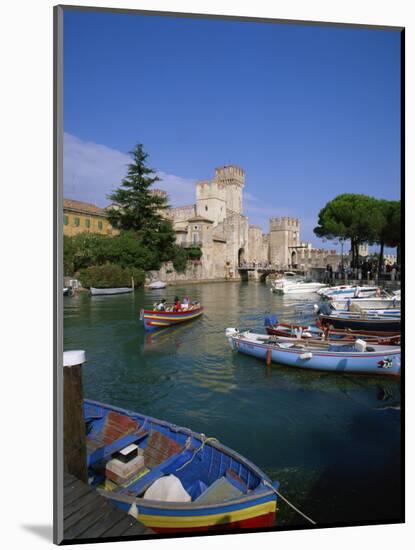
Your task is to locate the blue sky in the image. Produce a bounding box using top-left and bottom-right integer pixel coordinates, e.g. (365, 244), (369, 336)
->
(63, 9), (401, 249)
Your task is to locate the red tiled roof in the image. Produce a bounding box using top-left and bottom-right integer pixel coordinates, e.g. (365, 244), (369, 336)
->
(63, 198), (105, 216)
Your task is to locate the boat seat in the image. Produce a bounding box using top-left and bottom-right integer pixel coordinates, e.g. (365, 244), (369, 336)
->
(86, 411), (144, 465)
(195, 476), (243, 504)
(144, 431), (183, 469)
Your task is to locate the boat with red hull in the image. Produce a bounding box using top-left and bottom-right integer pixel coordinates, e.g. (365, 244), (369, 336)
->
(140, 306), (204, 331)
(265, 322), (400, 345)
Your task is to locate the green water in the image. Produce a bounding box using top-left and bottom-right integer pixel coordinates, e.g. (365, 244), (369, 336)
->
(64, 282), (402, 528)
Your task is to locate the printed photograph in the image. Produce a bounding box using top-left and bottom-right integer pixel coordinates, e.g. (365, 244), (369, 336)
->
(57, 6), (403, 544)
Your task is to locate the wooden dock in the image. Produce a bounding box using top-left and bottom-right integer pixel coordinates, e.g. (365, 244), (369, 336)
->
(63, 473), (153, 542)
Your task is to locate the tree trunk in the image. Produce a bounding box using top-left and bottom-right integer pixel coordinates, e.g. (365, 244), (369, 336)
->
(350, 238), (355, 268)
(378, 241), (385, 279)
(355, 240), (359, 274)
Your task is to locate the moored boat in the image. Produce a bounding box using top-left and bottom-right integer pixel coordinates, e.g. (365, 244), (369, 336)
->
(271, 280), (327, 295)
(85, 399), (279, 533)
(226, 329), (401, 376)
(148, 280), (167, 289)
(264, 320), (400, 345)
(329, 296), (401, 311)
(140, 305), (204, 331)
(318, 285), (379, 299)
(319, 311), (401, 332)
(90, 287), (133, 296)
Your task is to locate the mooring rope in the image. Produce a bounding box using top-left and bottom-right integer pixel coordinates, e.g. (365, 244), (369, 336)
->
(263, 480), (317, 525)
(175, 436), (219, 472)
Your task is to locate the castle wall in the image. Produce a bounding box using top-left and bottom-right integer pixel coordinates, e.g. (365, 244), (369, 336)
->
(167, 204), (196, 222)
(247, 225), (268, 263)
(295, 248), (341, 270)
(269, 217), (301, 267)
(196, 181), (226, 225)
(221, 212), (249, 272)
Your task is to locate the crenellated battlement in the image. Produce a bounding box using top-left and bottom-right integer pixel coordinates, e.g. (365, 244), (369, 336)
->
(214, 165), (245, 188)
(269, 217), (300, 231)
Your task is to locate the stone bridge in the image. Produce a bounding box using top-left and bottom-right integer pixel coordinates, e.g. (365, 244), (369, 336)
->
(238, 263), (282, 282)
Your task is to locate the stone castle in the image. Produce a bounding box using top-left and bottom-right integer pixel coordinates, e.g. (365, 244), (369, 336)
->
(156, 165), (340, 281)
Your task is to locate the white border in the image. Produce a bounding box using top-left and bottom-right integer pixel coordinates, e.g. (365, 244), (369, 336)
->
(1, 1), (411, 549)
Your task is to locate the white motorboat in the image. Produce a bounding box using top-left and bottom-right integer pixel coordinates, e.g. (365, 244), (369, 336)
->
(148, 280), (167, 289)
(318, 285), (379, 299)
(330, 297), (401, 311)
(271, 280), (327, 295)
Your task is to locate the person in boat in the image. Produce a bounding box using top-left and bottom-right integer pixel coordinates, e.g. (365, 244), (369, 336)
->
(182, 296), (190, 310)
(173, 296), (182, 311)
(156, 299), (167, 311)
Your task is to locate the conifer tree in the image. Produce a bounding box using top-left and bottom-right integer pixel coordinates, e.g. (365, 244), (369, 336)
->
(107, 143), (170, 232)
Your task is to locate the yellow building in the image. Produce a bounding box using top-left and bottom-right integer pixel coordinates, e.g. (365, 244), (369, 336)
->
(63, 199), (117, 237)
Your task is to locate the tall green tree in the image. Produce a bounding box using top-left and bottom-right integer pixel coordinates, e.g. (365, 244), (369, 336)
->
(314, 194), (384, 268)
(107, 144), (170, 232)
(106, 143), (176, 261)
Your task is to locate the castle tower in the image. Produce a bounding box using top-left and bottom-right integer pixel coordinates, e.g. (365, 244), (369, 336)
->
(213, 165), (245, 215)
(195, 179), (226, 225)
(269, 217), (301, 267)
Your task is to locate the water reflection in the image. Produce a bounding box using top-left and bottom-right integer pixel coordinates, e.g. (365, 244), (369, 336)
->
(64, 282), (401, 526)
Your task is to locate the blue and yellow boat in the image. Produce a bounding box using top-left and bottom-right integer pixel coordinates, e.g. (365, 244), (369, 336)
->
(140, 305), (204, 331)
(85, 399), (279, 534)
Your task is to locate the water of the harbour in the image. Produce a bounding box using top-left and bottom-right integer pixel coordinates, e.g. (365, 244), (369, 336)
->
(64, 282), (402, 529)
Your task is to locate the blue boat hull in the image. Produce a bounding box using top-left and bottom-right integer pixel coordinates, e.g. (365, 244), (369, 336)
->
(228, 337), (401, 376)
(84, 400), (278, 533)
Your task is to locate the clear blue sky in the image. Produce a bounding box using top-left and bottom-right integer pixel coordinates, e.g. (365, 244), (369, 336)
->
(63, 9), (401, 249)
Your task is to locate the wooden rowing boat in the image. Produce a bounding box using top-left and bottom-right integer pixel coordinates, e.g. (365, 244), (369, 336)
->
(319, 312), (401, 332)
(140, 306), (204, 331)
(264, 321), (400, 345)
(226, 329), (401, 376)
(264, 319), (400, 340)
(85, 399), (278, 533)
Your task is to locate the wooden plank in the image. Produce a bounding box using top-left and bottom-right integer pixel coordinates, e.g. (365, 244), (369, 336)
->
(63, 473), (152, 541)
(117, 520), (153, 537)
(64, 499), (109, 539)
(99, 515), (139, 537)
(64, 474), (77, 488)
(64, 490), (101, 521)
(64, 480), (91, 506)
(77, 505), (128, 539)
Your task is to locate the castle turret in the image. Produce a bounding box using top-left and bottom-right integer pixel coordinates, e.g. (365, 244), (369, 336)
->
(213, 165), (245, 215)
(269, 217), (301, 267)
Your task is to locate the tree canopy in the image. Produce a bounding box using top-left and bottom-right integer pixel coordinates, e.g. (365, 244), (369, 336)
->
(314, 194), (401, 268)
(106, 143), (171, 232)
(106, 143), (177, 260)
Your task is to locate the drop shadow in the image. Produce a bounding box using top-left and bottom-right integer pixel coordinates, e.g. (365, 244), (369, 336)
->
(21, 524), (53, 542)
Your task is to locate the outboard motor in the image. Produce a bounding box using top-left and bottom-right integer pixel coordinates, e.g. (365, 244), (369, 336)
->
(264, 314), (278, 327)
(315, 302), (332, 316)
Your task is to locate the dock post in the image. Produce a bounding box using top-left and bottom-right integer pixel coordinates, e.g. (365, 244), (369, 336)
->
(63, 350), (88, 483)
